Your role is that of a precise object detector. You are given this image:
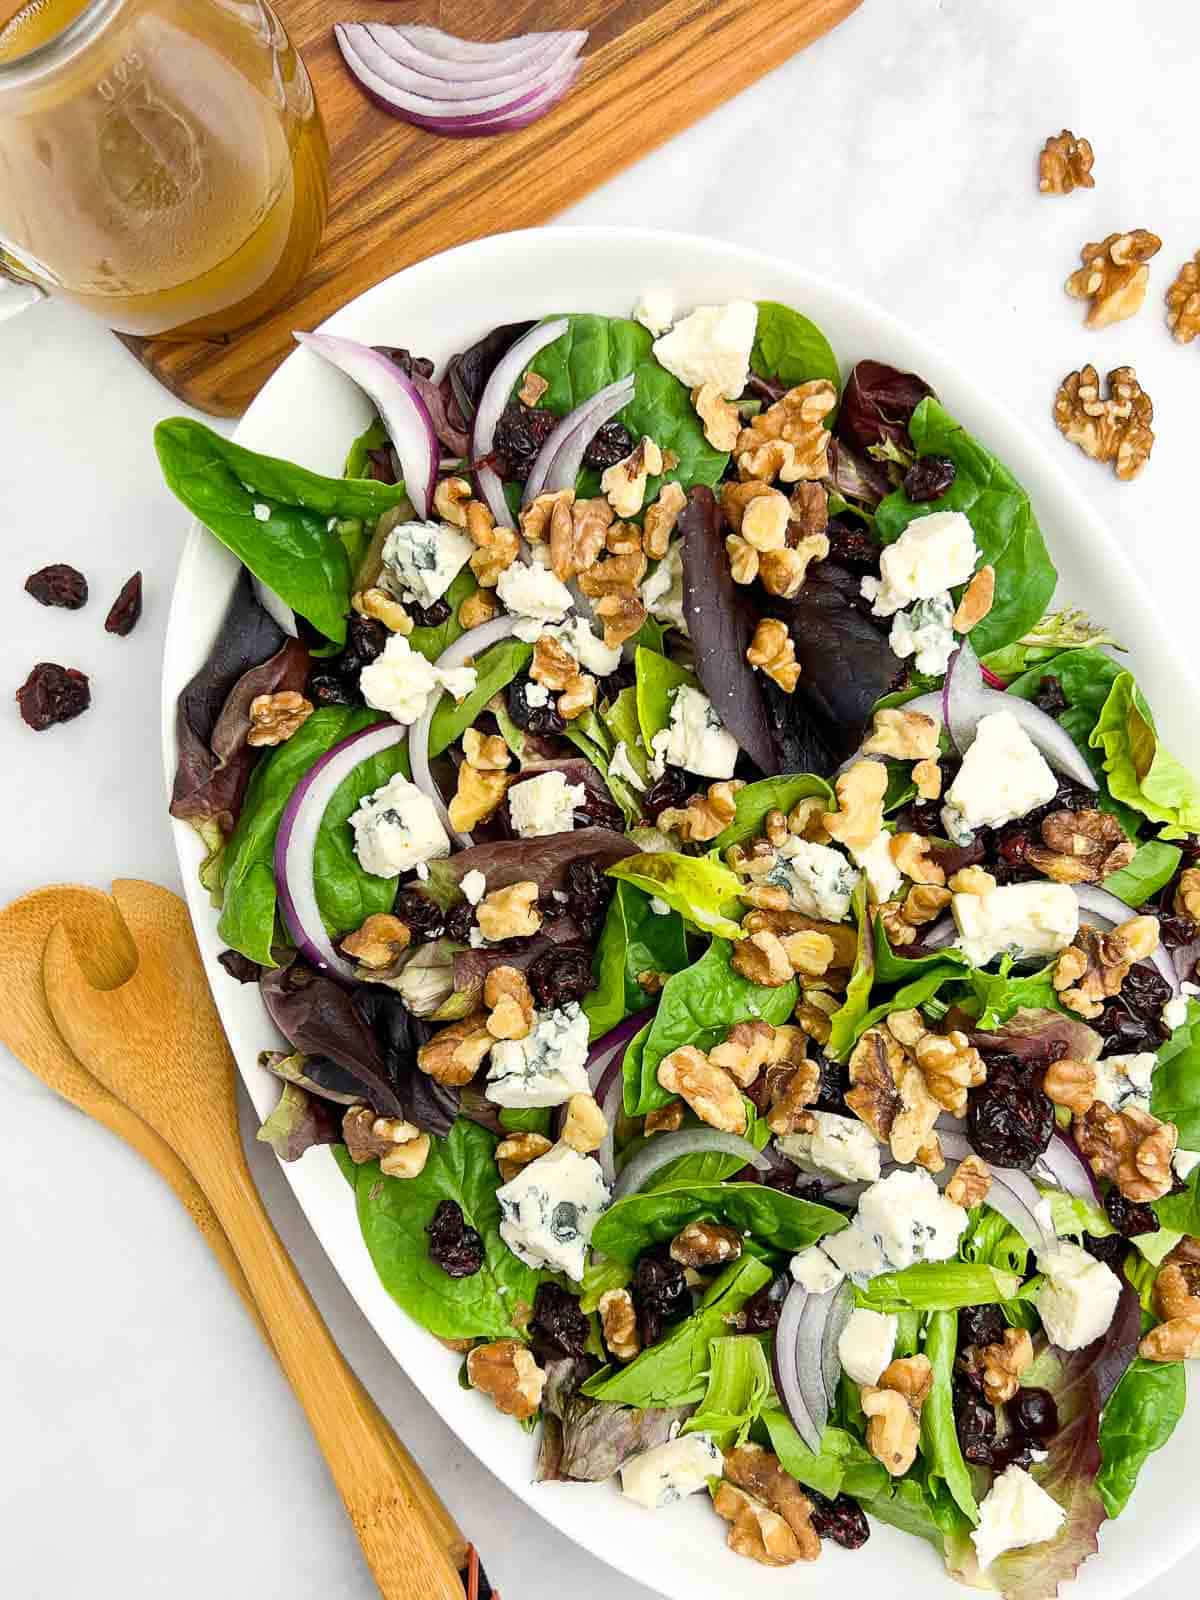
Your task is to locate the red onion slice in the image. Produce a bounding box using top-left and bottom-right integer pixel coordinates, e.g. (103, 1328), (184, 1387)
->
(937, 1129), (1052, 1247)
(1074, 885), (1179, 994)
(774, 1285), (821, 1452)
(294, 332), (438, 519)
(359, 24), (583, 94)
(523, 376), (637, 504)
(941, 640), (1097, 788)
(274, 721), (408, 983)
(820, 1280), (854, 1406)
(394, 25), (581, 63)
(612, 1130), (771, 1202)
(1035, 1130), (1102, 1206)
(408, 616), (520, 845)
(795, 1285), (847, 1443)
(472, 318), (568, 527)
(336, 26), (575, 120)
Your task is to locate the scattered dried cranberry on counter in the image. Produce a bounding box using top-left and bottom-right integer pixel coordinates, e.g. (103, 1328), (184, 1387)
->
(25, 563), (88, 610)
(902, 453), (957, 503)
(104, 571), (143, 636)
(425, 1198), (484, 1277)
(16, 663), (91, 730)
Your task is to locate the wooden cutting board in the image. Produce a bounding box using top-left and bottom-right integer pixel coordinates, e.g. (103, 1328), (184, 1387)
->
(121, 0), (863, 417)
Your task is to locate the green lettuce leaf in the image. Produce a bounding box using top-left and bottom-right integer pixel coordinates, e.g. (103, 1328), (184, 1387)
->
(981, 607), (1123, 682)
(857, 1263), (1022, 1313)
(1101, 840), (1182, 906)
(826, 880), (875, 1060)
(1090, 671), (1200, 837)
(749, 301), (840, 391)
(427, 639), (532, 757)
(634, 645), (697, 747)
(710, 773), (834, 852)
(920, 1310), (979, 1523)
(607, 851), (746, 940)
(682, 1334), (773, 1450)
(1150, 1001), (1200, 1147)
(761, 1411), (888, 1501)
(591, 1179), (845, 1267)
(582, 880), (689, 1040)
(1096, 1353), (1186, 1518)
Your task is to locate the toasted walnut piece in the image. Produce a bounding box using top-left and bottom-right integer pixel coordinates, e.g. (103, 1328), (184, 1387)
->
(578, 549), (648, 596)
(1165, 251), (1200, 344)
(1027, 808), (1134, 885)
(1053, 915), (1161, 1018)
(1175, 867), (1200, 919)
(433, 476), (473, 527)
(247, 690), (314, 747)
(912, 1030), (987, 1117)
(713, 1482), (807, 1567)
(953, 565), (995, 633)
(467, 1340), (546, 1420)
(476, 881), (542, 941)
(483, 965), (535, 1041)
(594, 590), (648, 649)
(1066, 230), (1162, 329)
(720, 479), (775, 532)
(788, 481), (829, 538)
(642, 482), (688, 560)
(741, 489), (792, 552)
(1075, 1101), (1179, 1202)
(448, 762), (511, 832)
(796, 984), (840, 1046)
(824, 760), (888, 851)
(885, 1008), (927, 1049)
(788, 797), (831, 843)
(759, 534), (830, 599)
(742, 908), (858, 970)
(760, 809), (788, 848)
(891, 831), (946, 886)
(464, 498), (497, 547)
(353, 586), (413, 635)
(765, 1056), (822, 1136)
(561, 1093), (608, 1154)
(710, 1020), (776, 1085)
(342, 1105), (422, 1164)
(732, 930), (795, 988)
(740, 884), (791, 913)
(557, 672), (597, 721)
(764, 1023), (810, 1067)
(726, 838), (778, 879)
(637, 969), (670, 994)
(598, 1288), (640, 1361)
(495, 1131), (553, 1182)
(946, 1153), (992, 1209)
(723, 1443), (821, 1561)
(848, 1026), (941, 1165)
(463, 727), (511, 771)
(530, 634), (579, 691)
(781, 930), (836, 978)
(518, 369), (549, 407)
(382, 1134), (431, 1178)
(469, 527), (521, 586)
(550, 496), (612, 583)
(1054, 364), (1155, 481)
(1043, 1057), (1098, 1116)
(644, 1101), (686, 1135)
(657, 1045), (747, 1134)
(735, 381), (837, 484)
(1038, 129), (1095, 195)
(459, 588), (499, 629)
(977, 1328), (1035, 1405)
(519, 489), (575, 545)
(606, 520), (643, 557)
(726, 535), (760, 585)
(342, 913), (412, 970)
(417, 1013), (494, 1086)
(1140, 1314), (1200, 1361)
(863, 706), (941, 761)
(862, 1355), (933, 1476)
(600, 437), (663, 519)
(912, 759), (942, 801)
(693, 382), (742, 451)
(657, 779), (740, 844)
(746, 618), (801, 692)
(670, 1220), (744, 1268)
(949, 866), (996, 896)
(1141, 1241), (1200, 1358)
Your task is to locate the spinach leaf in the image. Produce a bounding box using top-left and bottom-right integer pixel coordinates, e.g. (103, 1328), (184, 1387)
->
(874, 917), (969, 985)
(827, 880), (875, 1060)
(1096, 1354), (1186, 1518)
(1090, 671), (1200, 837)
(920, 1310), (979, 1524)
(710, 773), (835, 852)
(1153, 1166), (1200, 1234)
(857, 1263), (1022, 1313)
(427, 639), (532, 757)
(607, 851), (745, 940)
(155, 419), (407, 645)
(332, 1142), (358, 1188)
(354, 1119), (544, 1341)
(498, 1106), (553, 1136)
(624, 939), (800, 1114)
(590, 1180), (845, 1267)
(1101, 840), (1182, 905)
(682, 1334), (773, 1450)
(311, 726), (412, 940)
(761, 1412), (888, 1501)
(1150, 1001), (1200, 1146)
(528, 314), (727, 496)
(750, 302), (840, 392)
(634, 645), (697, 747)
(581, 1257), (772, 1406)
(579, 1254), (632, 1314)
(409, 569), (478, 663)
(854, 963), (970, 1047)
(582, 881), (689, 1040)
(873, 399), (1057, 657)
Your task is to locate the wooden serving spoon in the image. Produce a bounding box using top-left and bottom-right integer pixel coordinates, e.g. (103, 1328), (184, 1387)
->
(42, 879), (467, 1600)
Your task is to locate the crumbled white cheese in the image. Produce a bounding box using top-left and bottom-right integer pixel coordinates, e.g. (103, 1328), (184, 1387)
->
(972, 1466), (1066, 1572)
(821, 1221), (888, 1282)
(952, 880), (1079, 969)
(642, 543), (688, 635)
(415, 861), (430, 882)
(348, 774), (450, 877)
(610, 740), (647, 793)
(633, 288), (676, 338)
(649, 897), (671, 916)
(252, 502), (271, 522)
(496, 1141), (611, 1279)
(789, 1246), (845, 1295)
(1035, 1240), (1122, 1350)
(382, 519), (474, 607)
(485, 1004), (590, 1107)
(769, 837), (859, 922)
(651, 301), (758, 399)
(849, 831), (903, 905)
(778, 1111), (882, 1183)
(651, 685), (738, 780)
(856, 1167), (969, 1269)
(497, 561), (574, 625)
(508, 771), (585, 838)
(1162, 982), (1199, 1033)
(1092, 1051), (1157, 1114)
(1174, 1147), (1200, 1182)
(860, 511), (978, 618)
(889, 592), (956, 677)
(524, 682), (551, 708)
(460, 869), (487, 906)
(838, 1309), (898, 1386)
(620, 1434), (723, 1510)
(359, 634), (477, 725)
(942, 711), (1059, 834)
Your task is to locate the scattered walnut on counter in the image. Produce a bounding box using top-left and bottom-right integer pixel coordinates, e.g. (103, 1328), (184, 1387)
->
(1165, 250), (1200, 344)
(1038, 129), (1095, 195)
(735, 381), (837, 484)
(1065, 230), (1161, 328)
(657, 1044), (747, 1134)
(1075, 1101), (1178, 1202)
(1053, 914), (1160, 1018)
(598, 1287), (640, 1361)
(658, 779), (742, 843)
(247, 690), (314, 747)
(467, 1340), (546, 1420)
(341, 913), (411, 970)
(1054, 363), (1154, 480)
(746, 618), (801, 691)
(862, 1355), (933, 1476)
(1027, 808), (1134, 884)
(495, 1131), (553, 1181)
(417, 1014), (494, 1086)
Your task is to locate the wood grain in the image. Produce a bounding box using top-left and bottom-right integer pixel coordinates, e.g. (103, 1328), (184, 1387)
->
(42, 880), (468, 1600)
(121, 0), (862, 415)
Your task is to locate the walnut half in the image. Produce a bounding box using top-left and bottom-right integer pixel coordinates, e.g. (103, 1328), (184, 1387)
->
(862, 1355), (933, 1476)
(1038, 129), (1095, 195)
(1065, 230), (1161, 329)
(466, 1340), (546, 1419)
(1026, 808), (1134, 885)
(1054, 364), (1154, 481)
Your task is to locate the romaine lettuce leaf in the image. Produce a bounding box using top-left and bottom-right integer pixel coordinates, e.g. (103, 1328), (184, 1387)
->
(1090, 671), (1200, 837)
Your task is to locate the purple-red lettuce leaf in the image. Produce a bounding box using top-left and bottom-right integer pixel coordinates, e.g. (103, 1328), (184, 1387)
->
(259, 1047), (365, 1106)
(255, 1082), (341, 1162)
(435, 827), (637, 896)
(968, 1007), (1103, 1065)
(444, 320), (536, 426)
(453, 929), (592, 992)
(825, 436), (892, 509)
(535, 1355), (693, 1484)
(353, 985), (460, 1137)
(837, 360), (935, 455)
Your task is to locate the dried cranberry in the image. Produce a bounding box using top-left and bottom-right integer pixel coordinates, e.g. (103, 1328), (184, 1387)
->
(529, 1282), (590, 1362)
(562, 859), (615, 942)
(954, 1381), (997, 1465)
(445, 903), (477, 944)
(813, 1051), (849, 1113)
(307, 670), (360, 708)
(1154, 912), (1198, 950)
(583, 419), (634, 471)
(989, 1434), (1035, 1472)
(346, 613), (389, 668)
(104, 571), (143, 636)
(896, 797), (945, 837)
(1010, 1387), (1059, 1444)
(425, 1199), (485, 1277)
(734, 1271), (790, 1333)
(958, 1303), (1006, 1352)
(16, 663), (91, 730)
(643, 764), (693, 822)
(1033, 676), (1068, 718)
(1104, 1186), (1161, 1239)
(1083, 1230), (1127, 1269)
(527, 945), (595, 1008)
(492, 402), (558, 480)
(902, 454), (957, 503)
(507, 677), (567, 737)
(824, 520), (882, 572)
(966, 1064), (1055, 1169)
(632, 1253), (690, 1347)
(25, 563), (88, 609)
(217, 949), (262, 983)
(394, 888), (446, 941)
(407, 597), (452, 629)
(366, 445), (399, 484)
(805, 1488), (870, 1549)
(1095, 1005), (1160, 1054)
(374, 346), (435, 380)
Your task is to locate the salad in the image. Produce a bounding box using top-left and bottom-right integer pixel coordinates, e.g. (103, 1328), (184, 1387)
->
(159, 296), (1200, 1595)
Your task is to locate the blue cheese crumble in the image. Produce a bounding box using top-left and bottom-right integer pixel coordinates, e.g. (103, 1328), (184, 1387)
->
(952, 880), (1079, 969)
(485, 1003), (590, 1107)
(348, 773), (450, 876)
(508, 771), (585, 837)
(360, 634), (477, 725)
(768, 837), (859, 921)
(942, 711), (1059, 835)
(777, 1110), (881, 1182)
(382, 519), (473, 607)
(620, 1433), (724, 1509)
(650, 685), (738, 780)
(824, 1168), (968, 1283)
(861, 510), (978, 618)
(889, 592), (956, 677)
(496, 1142), (611, 1279)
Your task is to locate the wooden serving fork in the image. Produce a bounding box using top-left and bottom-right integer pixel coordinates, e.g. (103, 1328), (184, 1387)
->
(42, 878), (468, 1600)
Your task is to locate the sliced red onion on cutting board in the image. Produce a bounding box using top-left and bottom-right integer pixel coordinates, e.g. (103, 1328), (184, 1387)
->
(293, 331), (439, 518)
(522, 375), (636, 504)
(274, 721), (408, 983)
(472, 317), (569, 527)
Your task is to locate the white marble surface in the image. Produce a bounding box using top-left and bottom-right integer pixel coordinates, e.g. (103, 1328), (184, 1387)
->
(1, 0), (1196, 1594)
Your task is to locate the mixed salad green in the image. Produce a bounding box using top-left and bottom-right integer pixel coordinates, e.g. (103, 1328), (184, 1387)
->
(163, 297), (1200, 1592)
